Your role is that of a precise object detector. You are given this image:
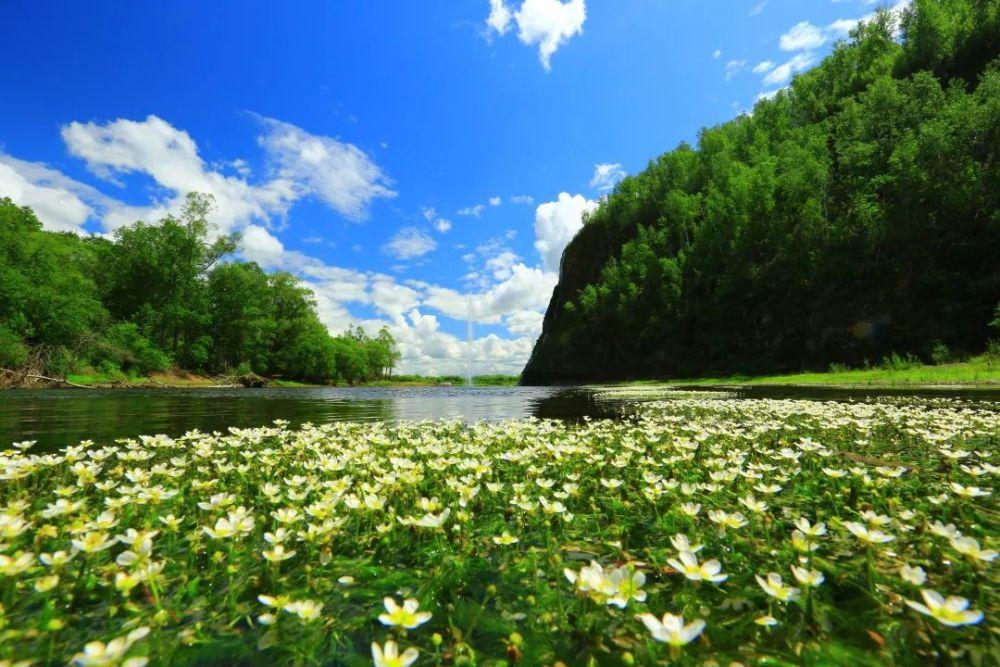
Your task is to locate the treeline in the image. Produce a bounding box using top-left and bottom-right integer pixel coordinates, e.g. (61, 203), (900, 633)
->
(0, 193), (399, 385)
(523, 0), (1000, 383)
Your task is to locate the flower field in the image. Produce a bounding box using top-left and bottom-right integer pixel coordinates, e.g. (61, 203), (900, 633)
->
(0, 396), (997, 666)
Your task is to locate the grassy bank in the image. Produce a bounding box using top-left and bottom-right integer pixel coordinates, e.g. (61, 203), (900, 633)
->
(635, 356), (1000, 389)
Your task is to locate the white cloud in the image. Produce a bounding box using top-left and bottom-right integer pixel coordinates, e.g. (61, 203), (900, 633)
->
(753, 60), (775, 75)
(433, 218), (452, 233)
(510, 194), (534, 205)
(755, 87), (786, 103)
(486, 0), (513, 34)
(421, 206), (438, 221)
(779, 21), (825, 51)
(458, 204), (487, 217)
(240, 224), (288, 268)
(505, 309), (545, 338)
(489, 196), (502, 206)
(712, 49), (722, 59)
(589, 162), (626, 192)
(762, 53), (816, 86)
(485, 250), (520, 280)
(533, 192), (597, 272)
(382, 227), (437, 259)
(486, 0), (587, 71)
(724, 59), (748, 80)
(59, 114), (394, 234)
(749, 1), (767, 16)
(62, 115), (301, 233)
(0, 155), (108, 233)
(255, 115), (395, 220)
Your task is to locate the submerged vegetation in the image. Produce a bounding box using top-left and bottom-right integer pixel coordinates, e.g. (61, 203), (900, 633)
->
(0, 194), (399, 387)
(0, 395), (996, 665)
(524, 0), (1000, 384)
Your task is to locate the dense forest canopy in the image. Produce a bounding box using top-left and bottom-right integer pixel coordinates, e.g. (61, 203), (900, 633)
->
(0, 193), (399, 384)
(522, 0), (1000, 383)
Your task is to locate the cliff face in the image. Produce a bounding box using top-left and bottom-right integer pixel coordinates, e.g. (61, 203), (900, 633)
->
(521, 1), (1000, 386)
(521, 221), (634, 384)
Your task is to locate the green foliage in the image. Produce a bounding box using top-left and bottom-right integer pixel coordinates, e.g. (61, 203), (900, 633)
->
(0, 324), (27, 368)
(524, 0), (1000, 383)
(878, 352), (922, 371)
(98, 322), (171, 375)
(0, 194), (399, 384)
(930, 340), (954, 365)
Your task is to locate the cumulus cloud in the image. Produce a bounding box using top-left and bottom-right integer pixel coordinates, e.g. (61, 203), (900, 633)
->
(486, 0), (513, 34)
(486, 0), (587, 70)
(505, 309), (545, 338)
(533, 192), (597, 272)
(510, 194), (534, 205)
(762, 53), (816, 86)
(0, 155), (108, 233)
(779, 21), (825, 51)
(58, 114), (394, 234)
(489, 196), (502, 206)
(433, 218), (452, 233)
(255, 115), (396, 220)
(382, 227), (437, 259)
(589, 163), (626, 192)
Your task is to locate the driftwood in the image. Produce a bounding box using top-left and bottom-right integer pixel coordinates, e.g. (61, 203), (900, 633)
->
(0, 368), (89, 389)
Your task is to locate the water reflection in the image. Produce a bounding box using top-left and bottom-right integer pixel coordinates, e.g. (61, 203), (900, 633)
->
(2, 383), (998, 453)
(0, 386), (567, 452)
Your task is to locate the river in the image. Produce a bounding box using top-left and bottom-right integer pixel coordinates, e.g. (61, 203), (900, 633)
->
(3, 384), (1000, 453)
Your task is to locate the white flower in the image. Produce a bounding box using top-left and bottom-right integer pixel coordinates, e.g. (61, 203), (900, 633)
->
(638, 612), (706, 646)
(899, 564), (927, 586)
(949, 535), (998, 563)
(667, 551), (728, 583)
(378, 597), (432, 629)
(948, 482), (991, 498)
(756, 572), (800, 602)
(793, 517), (827, 537)
(905, 589), (983, 627)
(371, 640), (419, 667)
(284, 599), (323, 622)
(843, 521), (894, 544)
(790, 565), (824, 587)
(71, 626), (150, 666)
(670, 533), (703, 553)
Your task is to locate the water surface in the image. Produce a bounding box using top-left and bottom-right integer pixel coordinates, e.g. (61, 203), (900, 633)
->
(3, 384), (999, 452)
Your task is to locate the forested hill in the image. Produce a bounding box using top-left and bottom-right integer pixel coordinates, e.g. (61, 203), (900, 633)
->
(522, 0), (1000, 384)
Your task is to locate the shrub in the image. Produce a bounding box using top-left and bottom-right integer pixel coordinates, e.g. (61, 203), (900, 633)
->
(98, 323), (171, 375)
(930, 341), (953, 365)
(0, 325), (27, 369)
(879, 352), (921, 371)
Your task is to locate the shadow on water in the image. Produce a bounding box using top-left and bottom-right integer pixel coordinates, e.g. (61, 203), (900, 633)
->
(2, 383), (998, 452)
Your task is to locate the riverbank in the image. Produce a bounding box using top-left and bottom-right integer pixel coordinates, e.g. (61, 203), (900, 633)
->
(6, 370), (521, 389)
(623, 356), (1000, 390)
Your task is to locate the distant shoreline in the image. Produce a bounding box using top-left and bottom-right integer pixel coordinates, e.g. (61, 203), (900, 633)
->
(601, 357), (1000, 391)
(0, 370), (520, 390)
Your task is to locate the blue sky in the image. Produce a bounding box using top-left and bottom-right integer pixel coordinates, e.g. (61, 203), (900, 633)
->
(0, 0), (905, 374)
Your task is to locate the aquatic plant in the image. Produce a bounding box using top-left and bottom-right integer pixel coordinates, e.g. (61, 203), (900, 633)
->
(0, 396), (996, 664)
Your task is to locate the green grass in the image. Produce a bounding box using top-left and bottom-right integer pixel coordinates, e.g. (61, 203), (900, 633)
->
(631, 356), (1000, 389)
